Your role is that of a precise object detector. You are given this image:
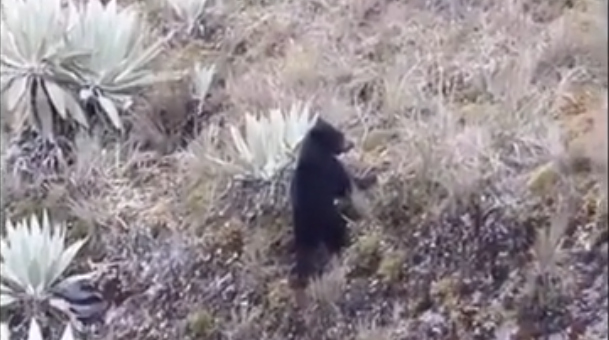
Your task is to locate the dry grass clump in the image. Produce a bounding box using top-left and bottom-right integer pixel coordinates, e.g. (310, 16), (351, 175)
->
(1, 0), (607, 339)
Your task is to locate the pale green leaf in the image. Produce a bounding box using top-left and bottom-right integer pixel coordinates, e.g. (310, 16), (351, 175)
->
(43, 80), (68, 120)
(48, 297), (72, 316)
(191, 63), (215, 99)
(1, 222), (29, 290)
(63, 89), (89, 128)
(59, 323), (76, 340)
(28, 319), (43, 340)
(0, 283), (12, 295)
(244, 114), (262, 155)
(29, 258), (46, 296)
(97, 95), (122, 130)
(113, 39), (166, 84)
(57, 271), (97, 287)
(0, 323), (9, 340)
(0, 292), (17, 307)
(4, 76), (29, 112)
(106, 71), (182, 92)
(230, 126), (251, 162)
(35, 79), (55, 141)
(49, 238), (88, 287)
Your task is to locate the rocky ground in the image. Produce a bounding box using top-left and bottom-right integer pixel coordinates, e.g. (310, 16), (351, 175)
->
(1, 0), (607, 339)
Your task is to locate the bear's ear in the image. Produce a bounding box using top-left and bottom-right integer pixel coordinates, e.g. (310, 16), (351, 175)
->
(309, 117), (331, 133)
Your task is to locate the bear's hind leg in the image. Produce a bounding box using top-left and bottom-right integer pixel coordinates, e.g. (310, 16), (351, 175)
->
(290, 226), (324, 288)
(290, 243), (320, 288)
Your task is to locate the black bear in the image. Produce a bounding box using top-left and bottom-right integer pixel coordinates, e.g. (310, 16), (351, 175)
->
(289, 117), (359, 287)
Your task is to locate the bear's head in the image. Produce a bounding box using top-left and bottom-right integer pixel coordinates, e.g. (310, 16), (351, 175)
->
(307, 118), (354, 155)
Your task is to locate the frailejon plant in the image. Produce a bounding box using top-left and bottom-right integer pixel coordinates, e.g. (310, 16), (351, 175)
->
(190, 63), (216, 114)
(0, 211), (91, 319)
(0, 0), (88, 139)
(163, 0), (210, 34)
(208, 102), (319, 180)
(191, 63), (216, 104)
(1, 0), (185, 140)
(65, 0), (184, 131)
(281, 102), (320, 153)
(0, 320), (75, 340)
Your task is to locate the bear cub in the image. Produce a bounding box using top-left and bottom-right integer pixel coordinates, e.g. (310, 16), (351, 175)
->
(289, 117), (365, 287)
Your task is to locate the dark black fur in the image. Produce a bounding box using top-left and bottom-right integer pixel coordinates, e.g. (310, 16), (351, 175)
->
(289, 118), (355, 286)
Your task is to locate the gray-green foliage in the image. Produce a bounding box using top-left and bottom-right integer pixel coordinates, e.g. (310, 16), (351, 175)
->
(0, 0), (182, 139)
(1, 320), (76, 340)
(64, 0), (184, 131)
(163, 0), (210, 34)
(206, 102), (319, 180)
(0, 0), (87, 139)
(0, 211), (91, 316)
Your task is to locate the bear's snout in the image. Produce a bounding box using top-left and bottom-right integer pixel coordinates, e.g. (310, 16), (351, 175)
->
(342, 140), (354, 152)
